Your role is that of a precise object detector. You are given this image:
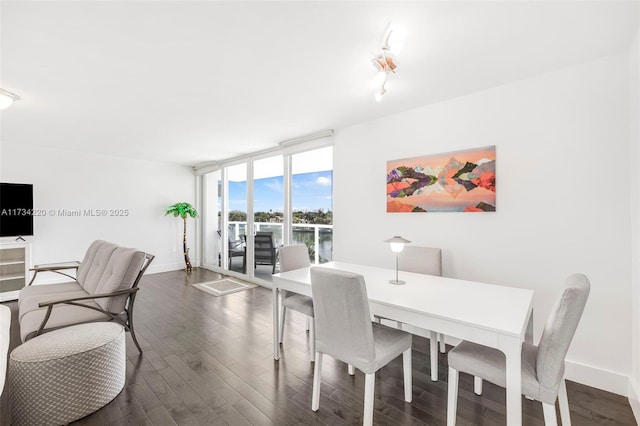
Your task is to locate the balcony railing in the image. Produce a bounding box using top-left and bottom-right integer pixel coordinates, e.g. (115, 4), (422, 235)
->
(228, 221), (332, 264)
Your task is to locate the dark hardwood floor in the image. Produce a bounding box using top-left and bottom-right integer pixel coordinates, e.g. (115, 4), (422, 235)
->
(1, 268), (636, 425)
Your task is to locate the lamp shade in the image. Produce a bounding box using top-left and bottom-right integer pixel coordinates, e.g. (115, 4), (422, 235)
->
(385, 236), (411, 253)
(0, 89), (20, 110)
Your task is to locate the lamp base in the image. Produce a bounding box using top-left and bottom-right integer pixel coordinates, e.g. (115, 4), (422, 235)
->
(389, 279), (406, 285)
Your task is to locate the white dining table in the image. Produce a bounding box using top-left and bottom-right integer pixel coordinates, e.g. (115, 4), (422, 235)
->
(272, 261), (534, 426)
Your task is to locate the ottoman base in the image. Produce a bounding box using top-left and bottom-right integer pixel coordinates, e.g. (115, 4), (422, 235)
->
(9, 323), (125, 425)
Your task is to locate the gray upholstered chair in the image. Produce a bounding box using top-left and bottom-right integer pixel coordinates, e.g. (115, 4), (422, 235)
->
(278, 244), (314, 361)
(376, 245), (444, 380)
(446, 273), (590, 426)
(310, 267), (412, 426)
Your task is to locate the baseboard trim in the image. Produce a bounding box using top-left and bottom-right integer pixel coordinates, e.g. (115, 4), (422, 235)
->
(147, 262), (186, 274)
(564, 360), (629, 396)
(629, 378), (640, 424)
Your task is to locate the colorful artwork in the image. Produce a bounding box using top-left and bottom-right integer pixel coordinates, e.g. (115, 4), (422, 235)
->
(387, 146), (496, 213)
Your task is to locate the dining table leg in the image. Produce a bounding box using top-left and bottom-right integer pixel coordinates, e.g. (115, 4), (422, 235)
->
(501, 336), (523, 426)
(429, 330), (438, 381)
(273, 286), (280, 360)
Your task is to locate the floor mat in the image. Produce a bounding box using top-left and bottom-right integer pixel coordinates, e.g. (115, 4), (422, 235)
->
(192, 278), (257, 296)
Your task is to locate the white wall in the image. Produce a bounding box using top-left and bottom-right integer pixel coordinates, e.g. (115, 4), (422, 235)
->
(0, 143), (196, 275)
(334, 52), (632, 395)
(630, 7), (640, 418)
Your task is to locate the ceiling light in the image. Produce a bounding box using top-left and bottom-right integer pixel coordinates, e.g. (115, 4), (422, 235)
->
(0, 89), (20, 110)
(374, 71), (388, 87)
(372, 23), (404, 102)
(386, 29), (406, 55)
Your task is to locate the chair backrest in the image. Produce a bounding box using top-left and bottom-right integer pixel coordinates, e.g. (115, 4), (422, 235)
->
(228, 234), (245, 252)
(400, 246), (442, 276)
(77, 240), (149, 313)
(536, 273), (590, 392)
(279, 244), (310, 273)
(310, 267), (376, 369)
(255, 233), (275, 263)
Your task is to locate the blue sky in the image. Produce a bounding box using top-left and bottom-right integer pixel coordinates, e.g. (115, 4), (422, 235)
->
(228, 170), (332, 212)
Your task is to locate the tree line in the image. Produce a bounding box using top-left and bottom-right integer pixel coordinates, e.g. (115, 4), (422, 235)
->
(228, 209), (332, 225)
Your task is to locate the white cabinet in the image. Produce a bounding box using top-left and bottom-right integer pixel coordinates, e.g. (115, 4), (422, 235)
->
(0, 242), (31, 302)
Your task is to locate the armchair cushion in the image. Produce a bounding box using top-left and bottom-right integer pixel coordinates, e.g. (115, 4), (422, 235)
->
(18, 282), (83, 309)
(74, 241), (145, 313)
(19, 302), (110, 343)
(92, 248), (145, 313)
(18, 289), (89, 321)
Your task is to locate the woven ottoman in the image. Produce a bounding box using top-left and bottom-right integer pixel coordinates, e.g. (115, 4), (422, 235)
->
(9, 322), (126, 425)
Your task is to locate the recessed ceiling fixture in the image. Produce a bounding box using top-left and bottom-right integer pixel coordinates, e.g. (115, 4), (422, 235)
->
(372, 25), (405, 102)
(0, 89), (20, 110)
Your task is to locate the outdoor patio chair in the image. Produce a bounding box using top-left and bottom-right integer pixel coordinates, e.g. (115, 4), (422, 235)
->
(228, 234), (246, 273)
(254, 232), (277, 273)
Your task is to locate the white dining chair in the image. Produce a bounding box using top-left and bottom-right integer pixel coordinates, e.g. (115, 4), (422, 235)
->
(310, 267), (412, 426)
(376, 245), (444, 381)
(446, 273), (590, 426)
(277, 244), (314, 361)
(399, 246), (445, 349)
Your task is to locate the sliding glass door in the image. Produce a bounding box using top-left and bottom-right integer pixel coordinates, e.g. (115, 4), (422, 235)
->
(200, 145), (332, 283)
(252, 155), (284, 280)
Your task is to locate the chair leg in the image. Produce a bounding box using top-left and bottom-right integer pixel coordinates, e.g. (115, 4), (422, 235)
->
(129, 324), (143, 354)
(312, 352), (323, 411)
(279, 306), (286, 344)
(542, 403), (558, 426)
(348, 364), (355, 375)
(447, 366), (459, 426)
(558, 379), (571, 426)
(127, 304), (143, 354)
(403, 348), (412, 402)
(309, 317), (315, 362)
(429, 330), (438, 381)
(439, 333), (446, 353)
(305, 316), (310, 331)
(473, 376), (483, 395)
(363, 373), (376, 426)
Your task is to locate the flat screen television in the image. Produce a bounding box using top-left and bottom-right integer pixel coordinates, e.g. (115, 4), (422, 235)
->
(0, 183), (34, 237)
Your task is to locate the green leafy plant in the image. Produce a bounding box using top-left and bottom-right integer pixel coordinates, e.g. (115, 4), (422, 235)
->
(165, 202), (198, 272)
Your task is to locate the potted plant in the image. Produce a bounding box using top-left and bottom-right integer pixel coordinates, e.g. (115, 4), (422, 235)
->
(165, 202), (198, 272)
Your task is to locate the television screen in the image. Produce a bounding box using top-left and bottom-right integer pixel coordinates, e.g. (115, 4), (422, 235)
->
(0, 183), (34, 237)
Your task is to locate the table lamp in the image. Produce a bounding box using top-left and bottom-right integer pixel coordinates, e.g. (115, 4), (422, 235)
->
(385, 236), (411, 285)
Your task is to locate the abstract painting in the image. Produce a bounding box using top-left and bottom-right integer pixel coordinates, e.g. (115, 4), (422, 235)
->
(387, 146), (496, 212)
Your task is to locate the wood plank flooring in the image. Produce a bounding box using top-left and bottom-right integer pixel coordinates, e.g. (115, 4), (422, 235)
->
(1, 268), (636, 425)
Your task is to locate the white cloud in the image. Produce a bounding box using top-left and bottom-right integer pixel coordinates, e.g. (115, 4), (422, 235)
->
(316, 176), (331, 186)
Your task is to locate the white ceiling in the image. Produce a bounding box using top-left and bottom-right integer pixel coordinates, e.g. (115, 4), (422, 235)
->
(1, 1), (638, 166)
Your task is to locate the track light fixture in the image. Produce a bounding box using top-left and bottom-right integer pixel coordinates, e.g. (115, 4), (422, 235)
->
(372, 25), (404, 102)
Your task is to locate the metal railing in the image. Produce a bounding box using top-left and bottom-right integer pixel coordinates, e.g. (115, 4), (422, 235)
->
(228, 221), (332, 264)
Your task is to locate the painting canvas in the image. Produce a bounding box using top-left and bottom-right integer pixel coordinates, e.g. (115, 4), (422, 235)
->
(387, 146), (496, 213)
